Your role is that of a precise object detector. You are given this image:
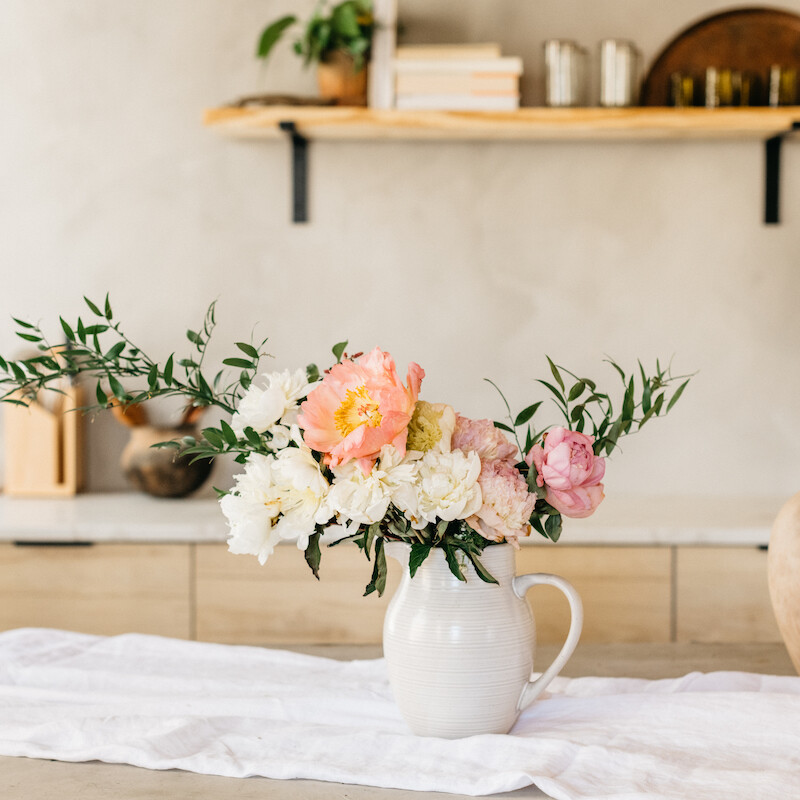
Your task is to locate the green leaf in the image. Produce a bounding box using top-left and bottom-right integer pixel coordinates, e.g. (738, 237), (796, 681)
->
(235, 342), (259, 358)
(84, 296), (103, 316)
(444, 545), (466, 583)
(568, 380), (586, 402)
(570, 403), (585, 422)
(622, 376), (635, 421)
(163, 354), (174, 385)
(95, 383), (108, 406)
(76, 318), (86, 344)
(219, 418), (238, 446)
(187, 330), (203, 346)
(306, 363), (320, 383)
(147, 364), (159, 390)
(107, 374), (129, 402)
(59, 317), (75, 342)
(256, 14), (296, 59)
(304, 531), (322, 580)
(666, 379), (690, 413)
(332, 340), (348, 363)
(104, 294), (113, 320)
(493, 421), (514, 433)
(10, 362), (25, 382)
(104, 341), (125, 361)
(467, 552), (499, 585)
(331, 1), (361, 37)
(83, 324), (108, 336)
(514, 402), (541, 427)
(15, 332), (42, 343)
(546, 356), (565, 390)
(12, 317), (35, 329)
(201, 427), (225, 448)
(408, 542), (431, 578)
(222, 357), (254, 369)
(537, 379), (567, 406)
(363, 537), (387, 597)
(545, 513), (563, 543)
(243, 426), (262, 447)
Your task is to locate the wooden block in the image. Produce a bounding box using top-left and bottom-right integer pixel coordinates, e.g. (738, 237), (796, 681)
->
(195, 543), (399, 645)
(0, 543), (191, 638)
(4, 386), (84, 496)
(515, 546), (673, 644)
(676, 547), (782, 643)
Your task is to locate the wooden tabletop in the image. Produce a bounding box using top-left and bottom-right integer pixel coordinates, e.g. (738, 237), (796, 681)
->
(1, 642), (795, 800)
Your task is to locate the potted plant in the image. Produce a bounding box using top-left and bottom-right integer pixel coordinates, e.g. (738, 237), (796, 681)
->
(257, 0), (374, 106)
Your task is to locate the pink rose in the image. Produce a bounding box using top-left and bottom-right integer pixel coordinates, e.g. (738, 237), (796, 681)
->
(525, 427), (605, 519)
(467, 459), (536, 546)
(451, 414), (518, 463)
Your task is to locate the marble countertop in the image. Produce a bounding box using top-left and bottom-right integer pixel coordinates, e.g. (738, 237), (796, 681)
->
(0, 492), (786, 546)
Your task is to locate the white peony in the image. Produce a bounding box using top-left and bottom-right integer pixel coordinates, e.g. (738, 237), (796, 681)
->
(231, 369), (311, 440)
(413, 449), (483, 526)
(270, 447), (332, 551)
(220, 447), (331, 564)
(327, 445), (418, 525)
(220, 454), (282, 565)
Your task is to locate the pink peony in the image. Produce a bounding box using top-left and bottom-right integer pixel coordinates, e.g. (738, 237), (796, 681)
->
(451, 414), (518, 463)
(467, 459), (536, 546)
(297, 348), (424, 473)
(525, 427), (605, 519)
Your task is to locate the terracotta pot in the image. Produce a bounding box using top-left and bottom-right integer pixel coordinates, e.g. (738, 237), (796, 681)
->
(768, 492), (800, 674)
(383, 542), (583, 738)
(317, 50), (368, 106)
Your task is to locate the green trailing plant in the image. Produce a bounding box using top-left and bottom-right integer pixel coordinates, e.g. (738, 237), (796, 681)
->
(257, 0), (374, 71)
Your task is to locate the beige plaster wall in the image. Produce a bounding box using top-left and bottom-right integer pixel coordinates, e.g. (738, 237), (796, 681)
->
(0, 1), (798, 501)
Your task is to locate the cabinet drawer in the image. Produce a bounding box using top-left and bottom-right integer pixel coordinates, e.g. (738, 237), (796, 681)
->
(676, 547), (781, 643)
(0, 543), (191, 638)
(195, 543), (400, 645)
(516, 546), (672, 644)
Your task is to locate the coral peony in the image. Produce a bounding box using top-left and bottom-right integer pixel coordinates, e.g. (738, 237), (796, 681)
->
(297, 348), (424, 473)
(467, 459), (536, 546)
(451, 414), (518, 464)
(526, 427), (605, 519)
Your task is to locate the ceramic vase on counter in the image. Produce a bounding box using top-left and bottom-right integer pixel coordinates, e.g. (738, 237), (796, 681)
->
(383, 542), (583, 738)
(768, 493), (800, 674)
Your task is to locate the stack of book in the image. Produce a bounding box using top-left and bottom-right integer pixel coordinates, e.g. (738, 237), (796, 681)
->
(393, 43), (523, 111)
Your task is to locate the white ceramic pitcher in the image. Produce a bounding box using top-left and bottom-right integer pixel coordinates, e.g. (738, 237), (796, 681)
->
(383, 542), (583, 738)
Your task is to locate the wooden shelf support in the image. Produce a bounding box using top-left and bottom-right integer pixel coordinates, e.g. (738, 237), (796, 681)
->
(279, 121), (309, 224)
(765, 121), (800, 224)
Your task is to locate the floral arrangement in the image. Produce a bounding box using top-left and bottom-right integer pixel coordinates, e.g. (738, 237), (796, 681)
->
(0, 297), (690, 594)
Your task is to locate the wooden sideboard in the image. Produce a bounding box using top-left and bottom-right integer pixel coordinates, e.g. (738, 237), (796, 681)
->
(0, 539), (781, 646)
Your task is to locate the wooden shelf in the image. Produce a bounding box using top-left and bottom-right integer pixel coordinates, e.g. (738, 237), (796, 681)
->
(204, 105), (800, 141)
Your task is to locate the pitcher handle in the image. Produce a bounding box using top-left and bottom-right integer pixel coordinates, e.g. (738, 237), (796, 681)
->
(512, 572), (583, 711)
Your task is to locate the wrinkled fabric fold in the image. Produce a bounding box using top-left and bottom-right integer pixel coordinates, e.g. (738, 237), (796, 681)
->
(0, 628), (798, 799)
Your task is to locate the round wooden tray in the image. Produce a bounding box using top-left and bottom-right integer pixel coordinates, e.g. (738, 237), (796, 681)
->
(641, 7), (800, 106)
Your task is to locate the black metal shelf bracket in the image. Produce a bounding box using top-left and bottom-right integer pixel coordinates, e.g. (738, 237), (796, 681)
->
(279, 121), (309, 223)
(764, 121), (800, 225)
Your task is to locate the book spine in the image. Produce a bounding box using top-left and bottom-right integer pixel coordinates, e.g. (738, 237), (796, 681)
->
(393, 57), (524, 75)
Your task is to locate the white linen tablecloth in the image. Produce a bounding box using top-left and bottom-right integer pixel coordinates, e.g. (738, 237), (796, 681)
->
(0, 628), (798, 799)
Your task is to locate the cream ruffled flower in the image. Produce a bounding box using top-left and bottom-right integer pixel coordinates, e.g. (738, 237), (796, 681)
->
(219, 454), (283, 565)
(412, 449), (482, 526)
(231, 369), (311, 446)
(327, 445), (418, 526)
(406, 400), (456, 454)
(220, 447), (332, 564)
